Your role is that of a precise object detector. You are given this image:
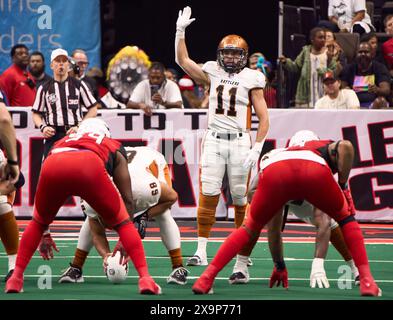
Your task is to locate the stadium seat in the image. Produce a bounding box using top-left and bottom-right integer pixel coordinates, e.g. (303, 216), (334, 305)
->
(375, 32), (391, 46)
(284, 5), (302, 35)
(334, 33), (360, 64)
(366, 1), (375, 26)
(299, 7), (317, 37)
(314, 0), (328, 20)
(382, 2), (393, 27)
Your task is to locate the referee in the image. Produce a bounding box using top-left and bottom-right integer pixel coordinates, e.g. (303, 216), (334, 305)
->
(32, 48), (98, 158)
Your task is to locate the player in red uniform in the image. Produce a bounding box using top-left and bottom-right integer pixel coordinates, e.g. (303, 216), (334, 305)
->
(192, 130), (381, 297)
(5, 118), (161, 294)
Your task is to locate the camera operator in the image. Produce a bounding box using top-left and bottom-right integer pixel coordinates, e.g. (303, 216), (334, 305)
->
(70, 49), (99, 100)
(32, 48), (98, 158)
(127, 62), (183, 115)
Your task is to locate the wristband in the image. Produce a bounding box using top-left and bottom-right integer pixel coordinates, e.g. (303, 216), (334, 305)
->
(274, 260), (286, 271)
(339, 181), (348, 190)
(39, 124), (47, 132)
(175, 29), (185, 39)
(7, 159), (18, 166)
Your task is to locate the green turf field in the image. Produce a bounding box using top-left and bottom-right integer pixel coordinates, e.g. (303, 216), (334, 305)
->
(0, 240), (392, 300)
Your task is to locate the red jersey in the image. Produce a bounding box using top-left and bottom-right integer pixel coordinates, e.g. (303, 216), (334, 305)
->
(49, 132), (126, 175)
(0, 64), (36, 106)
(287, 139), (336, 172)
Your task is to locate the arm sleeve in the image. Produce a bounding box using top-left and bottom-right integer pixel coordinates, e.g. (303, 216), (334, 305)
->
(375, 62), (391, 84)
(14, 171), (25, 189)
(31, 85), (46, 113)
(80, 80), (97, 109)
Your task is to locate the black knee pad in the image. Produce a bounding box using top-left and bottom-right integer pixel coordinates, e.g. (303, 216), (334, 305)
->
(338, 215), (356, 227)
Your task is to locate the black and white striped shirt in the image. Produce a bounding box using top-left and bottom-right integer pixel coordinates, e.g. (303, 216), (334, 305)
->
(0, 91), (3, 103)
(32, 77), (97, 126)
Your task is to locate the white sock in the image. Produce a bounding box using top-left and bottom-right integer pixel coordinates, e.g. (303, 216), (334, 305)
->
(233, 254), (249, 272)
(8, 254), (16, 271)
(196, 237), (208, 257)
(77, 218), (94, 252)
(155, 209), (181, 251)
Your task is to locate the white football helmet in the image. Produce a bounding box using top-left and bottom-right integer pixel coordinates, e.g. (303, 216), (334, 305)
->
(289, 130), (319, 147)
(78, 118), (111, 137)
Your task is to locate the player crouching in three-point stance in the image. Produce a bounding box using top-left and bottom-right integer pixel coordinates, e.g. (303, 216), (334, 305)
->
(58, 146), (189, 285)
(192, 130), (382, 297)
(229, 131), (360, 289)
(175, 6), (270, 266)
(5, 118), (161, 295)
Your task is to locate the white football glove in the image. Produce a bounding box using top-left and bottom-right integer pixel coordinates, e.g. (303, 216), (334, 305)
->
(243, 142), (263, 170)
(310, 258), (330, 288)
(176, 6), (196, 34)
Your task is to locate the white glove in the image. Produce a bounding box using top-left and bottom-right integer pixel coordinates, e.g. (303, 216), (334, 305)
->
(243, 142), (263, 170)
(310, 258), (330, 288)
(176, 6), (196, 36)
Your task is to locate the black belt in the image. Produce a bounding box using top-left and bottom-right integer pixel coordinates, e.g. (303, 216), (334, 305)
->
(211, 131), (243, 140)
(50, 125), (76, 132)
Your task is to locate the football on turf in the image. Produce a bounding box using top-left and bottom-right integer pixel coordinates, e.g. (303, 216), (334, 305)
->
(106, 251), (129, 284)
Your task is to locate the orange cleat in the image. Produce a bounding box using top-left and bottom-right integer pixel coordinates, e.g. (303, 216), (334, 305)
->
(360, 277), (382, 297)
(138, 276), (162, 295)
(5, 273), (24, 293)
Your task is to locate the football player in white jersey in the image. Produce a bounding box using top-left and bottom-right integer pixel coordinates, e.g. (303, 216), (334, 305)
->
(0, 149), (25, 282)
(175, 6), (270, 266)
(58, 146), (189, 285)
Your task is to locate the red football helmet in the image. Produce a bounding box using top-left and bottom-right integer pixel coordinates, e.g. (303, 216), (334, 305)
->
(217, 34), (249, 74)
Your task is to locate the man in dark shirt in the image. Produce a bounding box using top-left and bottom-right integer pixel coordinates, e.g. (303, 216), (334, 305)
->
(29, 51), (52, 88)
(340, 42), (391, 109)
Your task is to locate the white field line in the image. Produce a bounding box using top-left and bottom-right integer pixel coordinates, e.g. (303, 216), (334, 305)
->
(0, 255), (392, 264)
(2, 274), (392, 283)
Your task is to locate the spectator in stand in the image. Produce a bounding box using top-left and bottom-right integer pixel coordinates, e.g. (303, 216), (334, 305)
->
(249, 52), (277, 108)
(279, 27), (337, 108)
(178, 76), (208, 108)
(315, 71), (360, 109)
(325, 29), (346, 75)
(318, 0), (374, 35)
(70, 49), (99, 100)
(248, 52), (264, 70)
(340, 42), (390, 109)
(29, 51), (52, 88)
(360, 32), (385, 65)
(165, 68), (179, 83)
(382, 15), (393, 75)
(0, 44), (36, 106)
(127, 62), (183, 115)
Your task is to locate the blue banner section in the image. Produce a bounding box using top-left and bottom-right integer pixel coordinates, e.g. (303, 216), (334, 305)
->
(0, 0), (101, 73)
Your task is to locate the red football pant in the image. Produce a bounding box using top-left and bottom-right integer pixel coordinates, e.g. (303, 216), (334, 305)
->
(206, 160), (372, 280)
(13, 151), (149, 278)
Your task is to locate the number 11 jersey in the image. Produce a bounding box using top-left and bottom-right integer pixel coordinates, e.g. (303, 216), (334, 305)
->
(202, 61), (266, 133)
